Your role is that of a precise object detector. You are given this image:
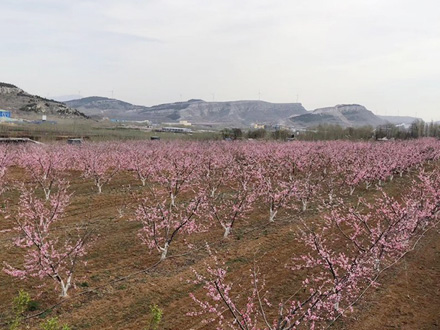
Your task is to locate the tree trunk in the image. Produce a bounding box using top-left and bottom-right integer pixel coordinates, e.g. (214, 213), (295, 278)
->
(59, 274), (72, 298)
(349, 186), (356, 196)
(44, 189), (51, 201)
(328, 190), (334, 204)
(302, 199), (308, 212)
(374, 258), (380, 271)
(223, 226), (232, 238)
(269, 207), (277, 222)
(160, 242), (169, 261)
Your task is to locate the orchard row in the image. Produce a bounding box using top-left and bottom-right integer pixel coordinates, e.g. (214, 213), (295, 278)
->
(1, 138), (440, 329)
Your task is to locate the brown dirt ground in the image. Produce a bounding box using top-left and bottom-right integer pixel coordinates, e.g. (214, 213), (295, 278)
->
(337, 228), (440, 330)
(0, 167), (439, 330)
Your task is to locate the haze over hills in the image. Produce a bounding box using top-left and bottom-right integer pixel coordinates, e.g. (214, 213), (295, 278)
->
(0, 80), (424, 127)
(379, 115), (422, 125)
(289, 104), (387, 128)
(53, 94), (83, 102)
(0, 83), (86, 119)
(176, 100), (307, 126)
(65, 97), (308, 126)
(65, 96), (149, 120)
(65, 95), (420, 128)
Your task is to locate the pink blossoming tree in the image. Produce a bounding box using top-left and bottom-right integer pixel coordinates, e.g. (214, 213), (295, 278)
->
(3, 181), (90, 297)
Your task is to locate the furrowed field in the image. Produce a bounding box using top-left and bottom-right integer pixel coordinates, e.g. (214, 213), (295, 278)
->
(0, 139), (439, 329)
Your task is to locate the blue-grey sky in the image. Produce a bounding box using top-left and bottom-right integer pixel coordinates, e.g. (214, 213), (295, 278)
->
(1, 0), (440, 120)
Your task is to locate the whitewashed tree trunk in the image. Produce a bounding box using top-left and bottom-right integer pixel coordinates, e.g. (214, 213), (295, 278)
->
(59, 273), (72, 298)
(349, 186), (356, 196)
(302, 199), (308, 212)
(210, 188), (217, 198)
(223, 225), (232, 238)
(334, 293), (341, 311)
(44, 188), (51, 201)
(328, 190), (334, 204)
(160, 242), (170, 261)
(269, 206), (277, 222)
(374, 258), (380, 271)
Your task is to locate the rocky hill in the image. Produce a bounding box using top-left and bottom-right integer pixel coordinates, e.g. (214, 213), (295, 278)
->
(164, 100), (307, 126)
(289, 104), (387, 128)
(66, 97), (308, 126)
(0, 83), (87, 118)
(64, 95), (419, 129)
(65, 96), (148, 120)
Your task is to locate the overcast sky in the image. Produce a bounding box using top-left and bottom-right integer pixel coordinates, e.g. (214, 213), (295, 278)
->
(1, 0), (439, 120)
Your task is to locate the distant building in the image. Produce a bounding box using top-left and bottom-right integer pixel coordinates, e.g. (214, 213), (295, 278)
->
(396, 123), (411, 129)
(0, 138), (42, 144)
(0, 110), (11, 118)
(67, 138), (83, 145)
(252, 123), (265, 129)
(30, 120), (57, 124)
(179, 120), (192, 126)
(162, 127), (192, 133)
(273, 124), (283, 131)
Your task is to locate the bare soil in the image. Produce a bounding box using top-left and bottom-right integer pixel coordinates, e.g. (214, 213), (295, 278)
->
(0, 168), (439, 330)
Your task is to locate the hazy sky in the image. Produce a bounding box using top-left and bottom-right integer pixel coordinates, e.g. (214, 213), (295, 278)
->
(1, 0), (439, 120)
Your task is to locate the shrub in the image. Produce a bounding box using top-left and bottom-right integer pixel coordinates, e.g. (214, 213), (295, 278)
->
(147, 304), (163, 330)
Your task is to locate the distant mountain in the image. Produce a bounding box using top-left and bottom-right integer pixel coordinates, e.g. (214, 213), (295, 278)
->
(65, 96), (149, 120)
(65, 97), (308, 126)
(174, 100), (307, 126)
(53, 94), (83, 102)
(64, 95), (422, 129)
(0, 83), (87, 118)
(379, 115), (421, 125)
(289, 104), (387, 128)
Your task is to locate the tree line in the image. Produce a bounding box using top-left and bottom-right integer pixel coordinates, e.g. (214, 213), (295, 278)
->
(221, 120), (440, 141)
